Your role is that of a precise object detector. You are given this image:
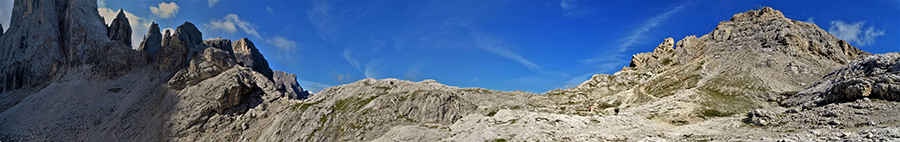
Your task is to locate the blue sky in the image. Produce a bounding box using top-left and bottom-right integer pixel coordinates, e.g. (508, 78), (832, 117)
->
(1, 0), (897, 93)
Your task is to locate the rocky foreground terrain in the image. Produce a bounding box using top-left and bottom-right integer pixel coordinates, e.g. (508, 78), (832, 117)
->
(0, 0), (897, 141)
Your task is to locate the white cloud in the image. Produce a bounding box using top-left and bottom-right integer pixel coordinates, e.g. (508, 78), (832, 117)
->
(336, 73), (351, 83)
(150, 2), (180, 19)
(297, 79), (332, 94)
(208, 0), (220, 8)
(558, 0), (587, 18)
(559, 0), (575, 10)
(204, 14), (261, 39)
(1, 0), (14, 31)
(472, 32), (542, 72)
(342, 49), (362, 71)
(363, 59), (388, 79)
(828, 20), (885, 47)
(805, 17), (815, 25)
(267, 6), (275, 14)
(98, 7), (151, 49)
(265, 36), (297, 51)
(582, 3), (686, 63)
(162, 28), (175, 36)
(206, 19), (238, 33)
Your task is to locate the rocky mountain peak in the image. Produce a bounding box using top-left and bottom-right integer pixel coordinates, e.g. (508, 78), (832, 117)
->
(729, 7), (786, 22)
(107, 9), (132, 47)
(232, 38), (274, 79)
(561, 6), (873, 126)
(138, 22), (161, 58)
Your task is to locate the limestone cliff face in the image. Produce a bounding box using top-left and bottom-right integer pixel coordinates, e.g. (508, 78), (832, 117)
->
(0, 0), (108, 92)
(0, 0), (310, 141)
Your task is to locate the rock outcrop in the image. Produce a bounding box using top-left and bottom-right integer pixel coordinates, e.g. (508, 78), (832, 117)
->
(107, 9), (132, 48)
(138, 22), (162, 59)
(0, 23), (3, 37)
(167, 47), (237, 89)
(273, 71), (311, 99)
(629, 37), (676, 70)
(232, 38), (273, 79)
(156, 22), (200, 71)
(782, 53), (900, 107)
(203, 38), (233, 53)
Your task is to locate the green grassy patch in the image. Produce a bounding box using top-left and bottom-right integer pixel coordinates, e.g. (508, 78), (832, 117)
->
(373, 86), (392, 91)
(643, 74), (702, 98)
(290, 99), (324, 111)
(334, 96), (378, 112)
(661, 58), (673, 65)
(697, 86), (759, 117)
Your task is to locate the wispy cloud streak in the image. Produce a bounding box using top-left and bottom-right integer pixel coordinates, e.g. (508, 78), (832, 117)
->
(467, 63), (501, 84)
(342, 49), (362, 71)
(582, 3), (686, 63)
(472, 32), (542, 72)
(297, 79), (332, 94)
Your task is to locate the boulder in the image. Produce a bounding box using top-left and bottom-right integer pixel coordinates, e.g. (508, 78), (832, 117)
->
(232, 38), (273, 79)
(273, 71), (311, 99)
(157, 22), (201, 71)
(138, 22), (162, 59)
(745, 109), (777, 126)
(107, 9), (132, 48)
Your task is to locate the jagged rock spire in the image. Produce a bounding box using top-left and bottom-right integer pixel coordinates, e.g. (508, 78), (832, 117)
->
(138, 22), (161, 58)
(108, 9), (132, 48)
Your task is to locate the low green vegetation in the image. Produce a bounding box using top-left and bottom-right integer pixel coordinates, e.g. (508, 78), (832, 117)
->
(334, 96), (378, 112)
(661, 58), (673, 65)
(486, 109), (499, 117)
(373, 86), (392, 91)
(290, 99), (324, 111)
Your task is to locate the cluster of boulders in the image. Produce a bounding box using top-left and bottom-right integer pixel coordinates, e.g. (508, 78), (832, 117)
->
(781, 53), (900, 108)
